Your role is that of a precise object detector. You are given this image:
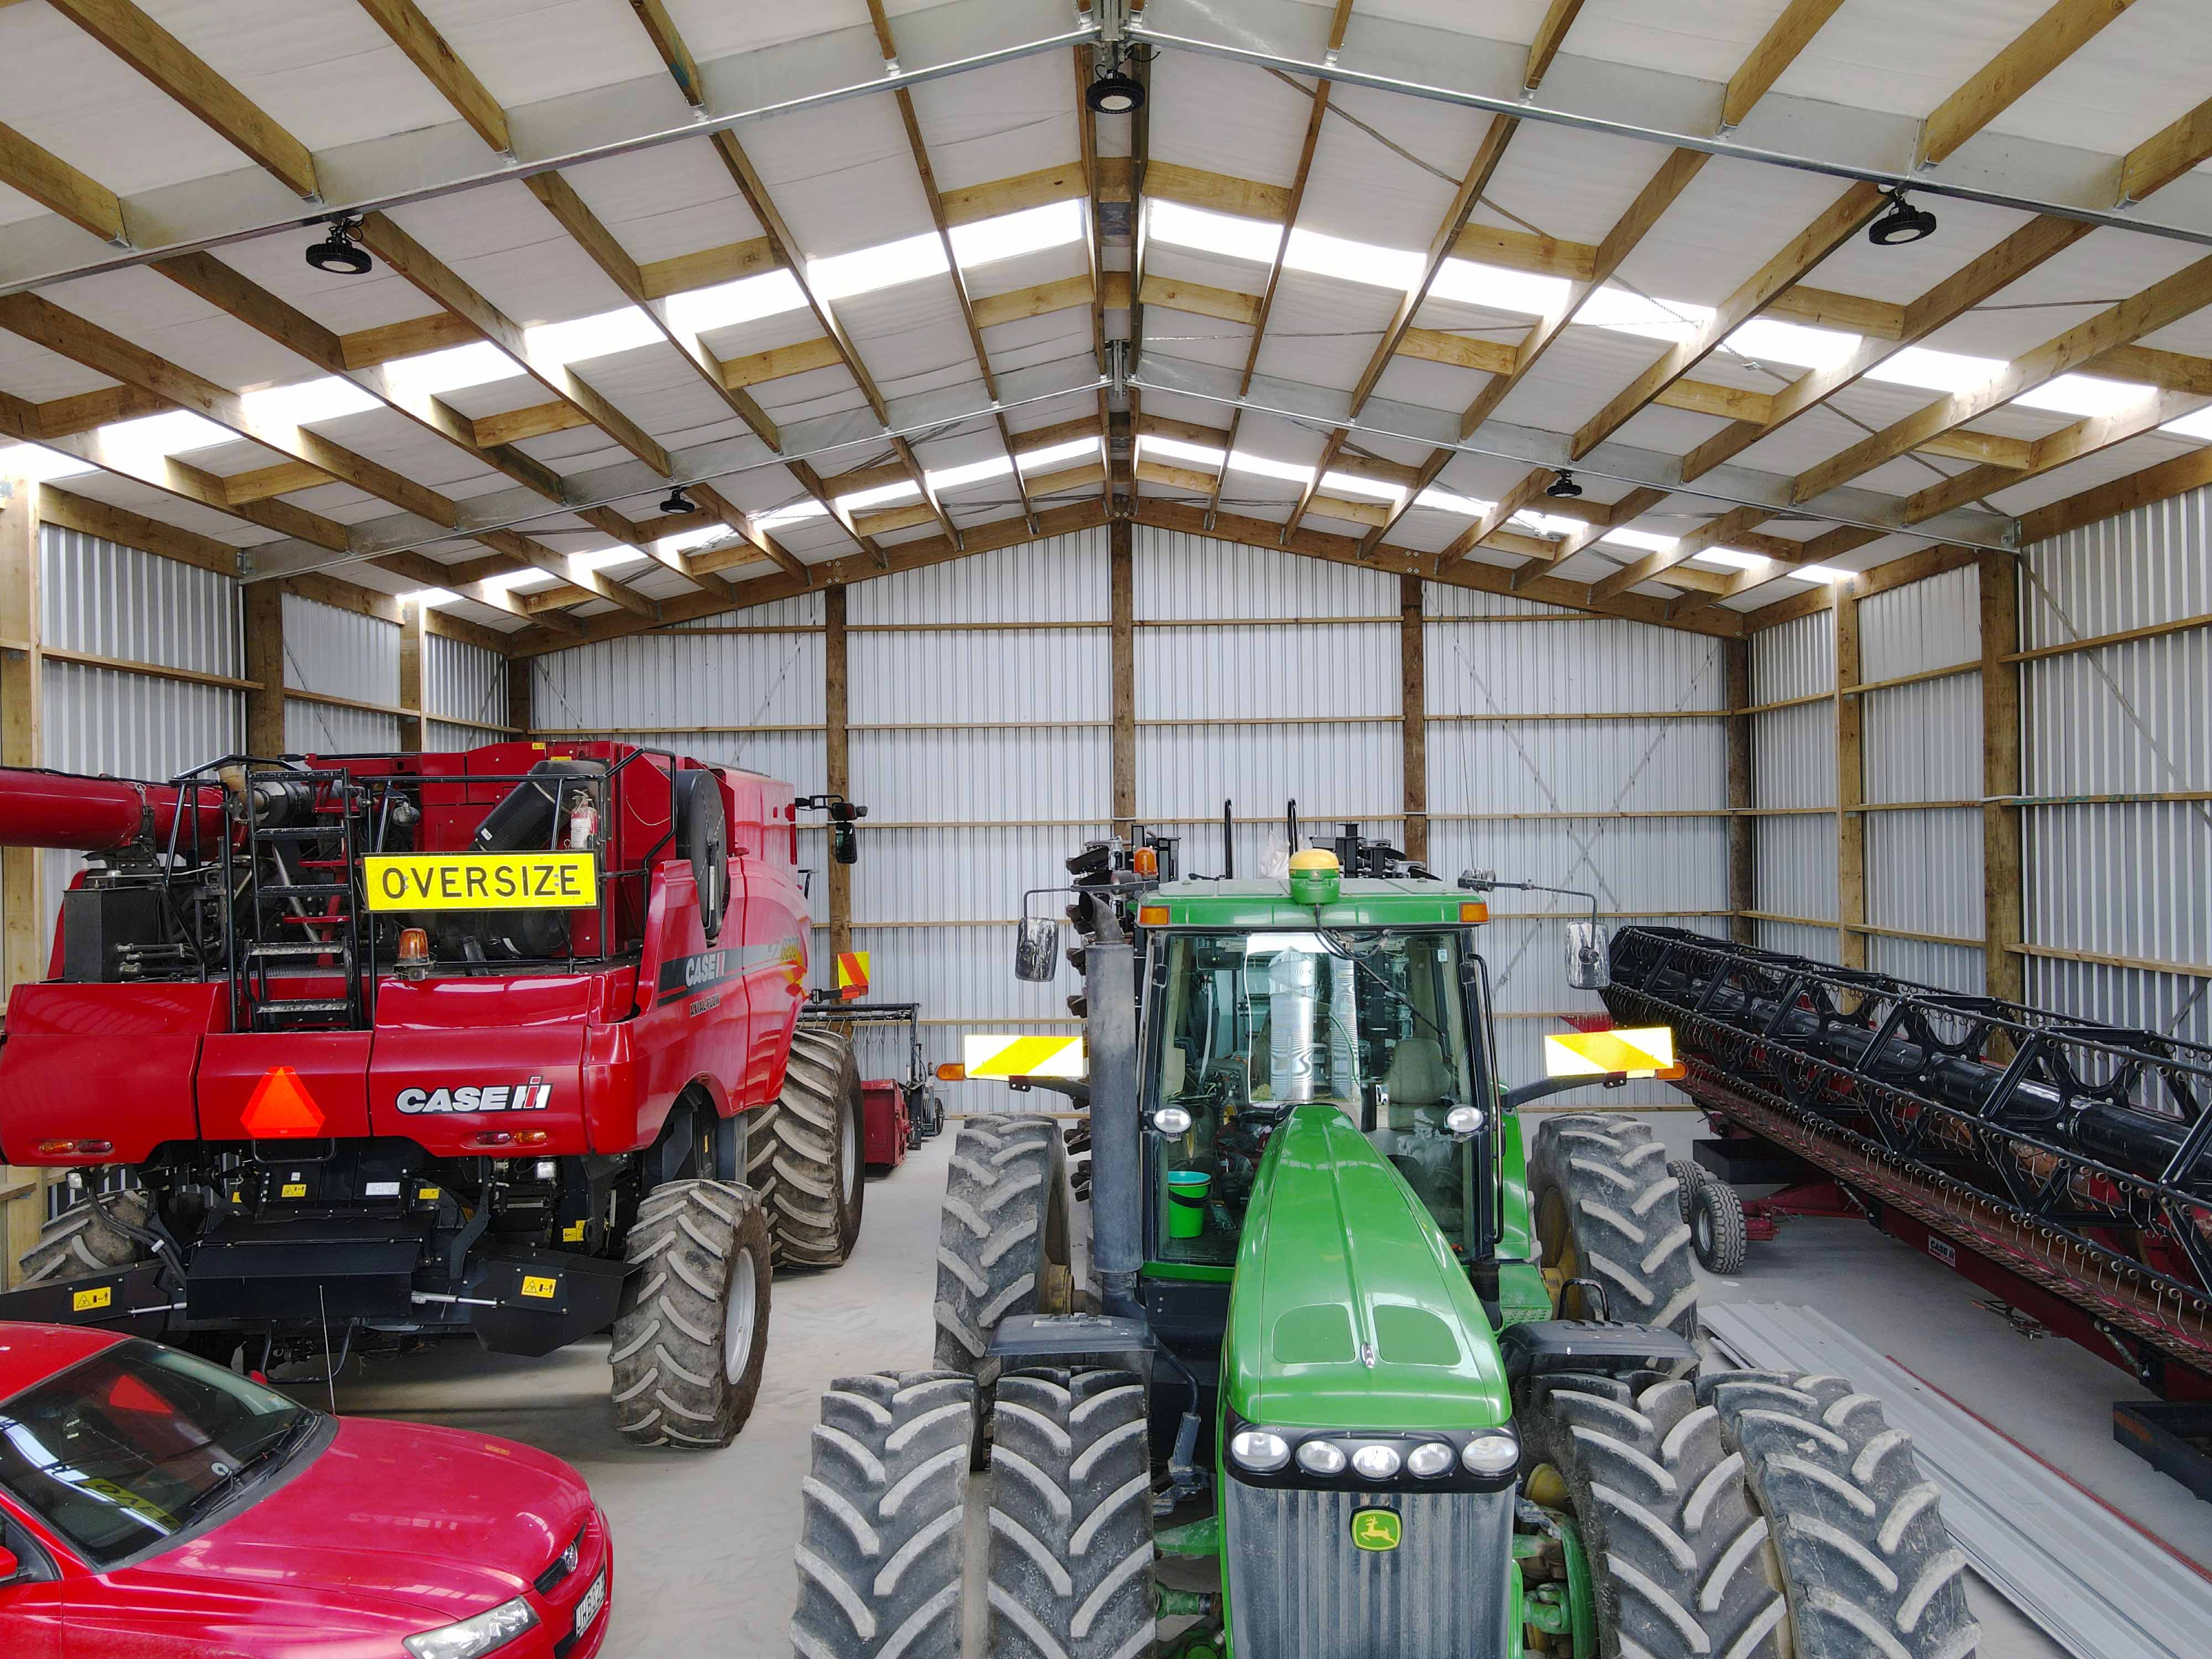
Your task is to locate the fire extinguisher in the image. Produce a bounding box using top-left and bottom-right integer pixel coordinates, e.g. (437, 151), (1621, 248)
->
(567, 789), (599, 850)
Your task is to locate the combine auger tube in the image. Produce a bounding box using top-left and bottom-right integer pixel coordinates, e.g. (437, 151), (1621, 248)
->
(1606, 926), (2212, 1394)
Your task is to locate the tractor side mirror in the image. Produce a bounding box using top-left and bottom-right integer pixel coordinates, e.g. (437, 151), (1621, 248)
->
(831, 822), (858, 865)
(1566, 920), (1611, 990)
(1014, 917), (1059, 982)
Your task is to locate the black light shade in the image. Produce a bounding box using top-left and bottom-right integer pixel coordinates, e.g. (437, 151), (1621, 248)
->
(1868, 190), (1937, 247)
(1086, 70), (1145, 114)
(305, 222), (372, 275)
(1545, 469), (1583, 499)
(660, 487), (699, 515)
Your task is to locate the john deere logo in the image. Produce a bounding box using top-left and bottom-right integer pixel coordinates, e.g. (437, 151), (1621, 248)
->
(1350, 1509), (1401, 1551)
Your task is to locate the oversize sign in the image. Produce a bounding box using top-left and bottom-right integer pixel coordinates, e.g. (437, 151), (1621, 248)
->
(364, 852), (599, 912)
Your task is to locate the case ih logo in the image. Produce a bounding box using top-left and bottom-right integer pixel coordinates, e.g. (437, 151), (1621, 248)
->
(394, 1077), (553, 1114)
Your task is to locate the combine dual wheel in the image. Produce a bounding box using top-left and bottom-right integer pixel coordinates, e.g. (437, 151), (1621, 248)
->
(1529, 1116), (1698, 1343)
(789, 1366), (1154, 1659)
(753, 1025), (869, 1269)
(611, 1178), (773, 1448)
(932, 1115), (1074, 1375)
(1528, 1369), (1976, 1659)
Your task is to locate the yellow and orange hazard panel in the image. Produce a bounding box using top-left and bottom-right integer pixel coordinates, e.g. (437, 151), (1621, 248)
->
(1542, 1025), (1683, 1081)
(836, 950), (870, 1000)
(961, 1034), (1087, 1078)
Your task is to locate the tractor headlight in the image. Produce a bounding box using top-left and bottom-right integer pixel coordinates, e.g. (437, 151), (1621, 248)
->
(403, 1596), (539, 1659)
(1295, 1439), (1348, 1477)
(1227, 1429), (1291, 1472)
(1150, 1106), (1194, 1136)
(1460, 1432), (1520, 1476)
(1350, 1443), (1402, 1480)
(1445, 1105), (1486, 1136)
(1405, 1442), (1456, 1478)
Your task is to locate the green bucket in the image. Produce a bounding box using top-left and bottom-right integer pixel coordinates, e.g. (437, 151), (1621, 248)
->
(1166, 1168), (1213, 1239)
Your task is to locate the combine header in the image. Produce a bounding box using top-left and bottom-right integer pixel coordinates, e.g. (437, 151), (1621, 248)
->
(0, 744), (868, 1448)
(1607, 926), (2212, 1409)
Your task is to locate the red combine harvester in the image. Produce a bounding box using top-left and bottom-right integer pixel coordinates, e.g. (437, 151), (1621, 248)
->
(0, 744), (869, 1449)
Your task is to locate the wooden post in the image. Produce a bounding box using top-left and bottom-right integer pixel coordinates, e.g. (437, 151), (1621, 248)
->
(1834, 578), (1866, 968)
(397, 600), (426, 752)
(1110, 519), (1136, 838)
(1, 473), (47, 1284)
(1980, 552), (2025, 1003)
(823, 581), (851, 968)
(1400, 573), (1427, 863)
(506, 653), (534, 739)
(1725, 637), (1755, 944)
(243, 580), (286, 755)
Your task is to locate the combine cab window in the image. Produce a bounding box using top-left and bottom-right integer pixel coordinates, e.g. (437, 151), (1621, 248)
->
(1147, 929), (1484, 1265)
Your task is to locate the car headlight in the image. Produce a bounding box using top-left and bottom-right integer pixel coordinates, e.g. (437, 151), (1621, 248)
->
(403, 1597), (540, 1659)
(1405, 1441), (1455, 1478)
(1227, 1429), (1291, 1472)
(1295, 1439), (1348, 1476)
(1461, 1431), (1520, 1475)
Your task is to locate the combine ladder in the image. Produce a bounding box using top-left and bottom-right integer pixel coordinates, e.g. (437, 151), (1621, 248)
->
(237, 765), (368, 1032)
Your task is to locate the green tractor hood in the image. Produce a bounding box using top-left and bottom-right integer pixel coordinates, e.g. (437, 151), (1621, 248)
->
(1221, 1103), (1511, 1431)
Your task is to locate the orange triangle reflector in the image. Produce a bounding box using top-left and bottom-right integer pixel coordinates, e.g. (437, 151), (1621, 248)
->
(241, 1066), (325, 1138)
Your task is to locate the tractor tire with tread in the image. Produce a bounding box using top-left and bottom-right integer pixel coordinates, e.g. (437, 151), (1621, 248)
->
(1701, 1369), (1978, 1659)
(19, 1190), (153, 1285)
(1530, 1115), (1697, 1343)
(768, 1025), (867, 1268)
(609, 1177), (771, 1449)
(1529, 1372), (1790, 1659)
(932, 1115), (1072, 1375)
(1691, 1177), (1749, 1275)
(987, 1368), (1155, 1659)
(790, 1370), (975, 1659)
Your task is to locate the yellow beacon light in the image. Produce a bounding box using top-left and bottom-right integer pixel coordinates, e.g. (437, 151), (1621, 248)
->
(1288, 847), (1342, 906)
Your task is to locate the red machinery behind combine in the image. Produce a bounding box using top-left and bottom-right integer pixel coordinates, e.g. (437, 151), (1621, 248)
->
(0, 745), (869, 1450)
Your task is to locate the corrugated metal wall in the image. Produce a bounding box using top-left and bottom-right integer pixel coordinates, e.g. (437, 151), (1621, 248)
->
(283, 594), (399, 754)
(34, 524), (243, 945)
(422, 629), (509, 749)
(2021, 483), (2212, 1043)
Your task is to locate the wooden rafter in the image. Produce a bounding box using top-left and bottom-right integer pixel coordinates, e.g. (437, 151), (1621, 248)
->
(1917, 0), (2142, 169)
(354, 0), (510, 154)
(2119, 93), (2212, 204)
(1789, 250), (2212, 505)
(45, 0), (317, 197)
(1721, 0), (1848, 130)
(0, 122), (124, 243)
(1522, 0), (1590, 92)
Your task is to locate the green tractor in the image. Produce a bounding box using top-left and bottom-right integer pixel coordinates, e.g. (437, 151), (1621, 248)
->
(790, 831), (1976, 1659)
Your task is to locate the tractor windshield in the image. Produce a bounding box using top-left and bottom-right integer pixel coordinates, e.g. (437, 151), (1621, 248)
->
(1147, 928), (1486, 1265)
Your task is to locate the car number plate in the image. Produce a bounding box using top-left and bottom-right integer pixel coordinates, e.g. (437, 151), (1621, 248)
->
(575, 1570), (607, 1635)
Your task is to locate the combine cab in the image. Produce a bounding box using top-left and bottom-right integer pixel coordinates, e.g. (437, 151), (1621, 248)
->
(0, 745), (868, 1448)
(791, 831), (1980, 1657)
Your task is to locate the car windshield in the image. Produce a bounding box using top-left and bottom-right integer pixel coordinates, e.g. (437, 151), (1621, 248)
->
(1149, 928), (1484, 1264)
(0, 1340), (315, 1567)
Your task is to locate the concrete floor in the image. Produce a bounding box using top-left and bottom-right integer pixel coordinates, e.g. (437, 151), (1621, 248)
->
(314, 1117), (2212, 1657)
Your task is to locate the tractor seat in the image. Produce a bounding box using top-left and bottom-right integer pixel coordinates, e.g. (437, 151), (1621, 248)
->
(1379, 1037), (1452, 1123)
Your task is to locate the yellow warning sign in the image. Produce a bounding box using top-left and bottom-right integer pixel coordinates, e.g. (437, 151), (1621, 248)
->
(1543, 1026), (1680, 1079)
(73, 1286), (112, 1312)
(363, 852), (598, 912)
(520, 1275), (557, 1300)
(963, 1034), (1087, 1079)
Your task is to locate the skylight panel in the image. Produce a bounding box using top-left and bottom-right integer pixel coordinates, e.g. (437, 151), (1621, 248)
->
(808, 231), (949, 302)
(1577, 286), (1710, 343)
(926, 455), (1014, 493)
(0, 442), (93, 483)
(104, 409), (236, 460)
(951, 200), (1085, 269)
(396, 587), (460, 607)
(1017, 436), (1102, 471)
(243, 377), (382, 427)
(755, 500), (831, 530)
(837, 480), (923, 512)
(525, 307), (662, 367)
(478, 569), (547, 594)
(1863, 345), (2004, 393)
(2159, 406), (2212, 442)
(662, 269), (808, 336)
(658, 525), (730, 557)
(381, 341), (526, 400)
(1723, 316), (1858, 372)
(1692, 548), (1768, 571)
(1138, 434), (1226, 469)
(1787, 565), (1849, 583)
(1599, 527), (1678, 554)
(1147, 199), (1282, 266)
(1427, 259), (1569, 316)
(1415, 487), (1489, 517)
(1321, 470), (1404, 503)
(2014, 374), (2151, 418)
(1287, 228), (1422, 292)
(1227, 449), (1318, 486)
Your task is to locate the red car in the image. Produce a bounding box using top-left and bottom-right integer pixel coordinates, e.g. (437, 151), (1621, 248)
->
(0, 1323), (610, 1658)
